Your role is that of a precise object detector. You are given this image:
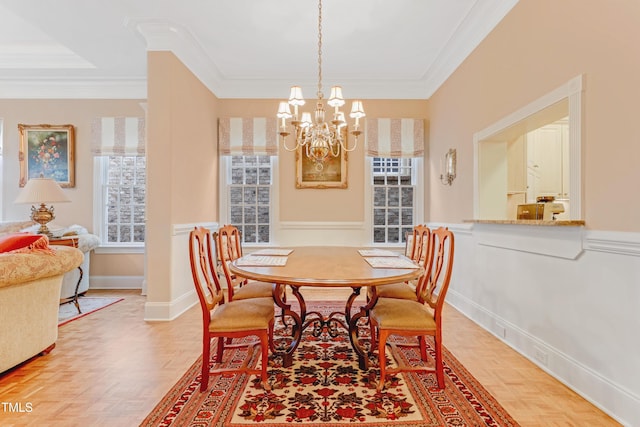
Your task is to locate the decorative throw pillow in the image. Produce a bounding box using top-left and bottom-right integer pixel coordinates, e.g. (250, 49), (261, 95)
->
(0, 233), (50, 253)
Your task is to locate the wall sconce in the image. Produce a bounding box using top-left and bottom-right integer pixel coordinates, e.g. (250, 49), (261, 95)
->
(440, 148), (457, 185)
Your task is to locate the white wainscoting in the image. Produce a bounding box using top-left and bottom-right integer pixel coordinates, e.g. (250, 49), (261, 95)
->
(143, 221), (218, 321)
(274, 221), (369, 247)
(434, 222), (640, 426)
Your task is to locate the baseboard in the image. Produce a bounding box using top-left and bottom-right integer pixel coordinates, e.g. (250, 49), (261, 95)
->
(446, 289), (635, 426)
(143, 289), (198, 321)
(89, 275), (144, 290)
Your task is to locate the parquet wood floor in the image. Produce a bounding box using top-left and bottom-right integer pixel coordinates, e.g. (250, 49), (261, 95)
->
(0, 288), (620, 426)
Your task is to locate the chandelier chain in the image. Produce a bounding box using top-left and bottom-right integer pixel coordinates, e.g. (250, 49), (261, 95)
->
(317, 0), (323, 99)
(277, 0), (363, 170)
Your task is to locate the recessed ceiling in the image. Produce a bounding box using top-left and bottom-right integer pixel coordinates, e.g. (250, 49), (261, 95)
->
(0, 0), (518, 99)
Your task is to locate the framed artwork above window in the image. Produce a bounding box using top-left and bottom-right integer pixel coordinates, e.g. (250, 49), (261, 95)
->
(295, 127), (348, 189)
(18, 123), (75, 188)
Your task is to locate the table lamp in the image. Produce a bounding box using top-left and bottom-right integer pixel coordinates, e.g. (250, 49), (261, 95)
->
(15, 177), (70, 237)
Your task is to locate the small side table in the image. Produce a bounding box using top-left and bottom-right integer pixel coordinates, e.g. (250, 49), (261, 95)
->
(50, 236), (84, 314)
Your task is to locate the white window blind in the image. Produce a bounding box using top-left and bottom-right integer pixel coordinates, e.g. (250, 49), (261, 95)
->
(365, 118), (424, 158)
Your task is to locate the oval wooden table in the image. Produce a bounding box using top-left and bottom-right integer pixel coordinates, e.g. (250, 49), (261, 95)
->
(229, 246), (423, 368)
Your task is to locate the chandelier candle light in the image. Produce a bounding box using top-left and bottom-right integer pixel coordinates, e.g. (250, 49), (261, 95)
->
(277, 0), (365, 171)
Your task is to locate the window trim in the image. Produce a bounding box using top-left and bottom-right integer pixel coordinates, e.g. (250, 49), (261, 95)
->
(364, 156), (424, 247)
(219, 155), (279, 247)
(92, 156), (145, 253)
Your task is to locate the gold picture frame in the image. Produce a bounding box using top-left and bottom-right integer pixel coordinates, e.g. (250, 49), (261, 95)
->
(295, 128), (348, 189)
(19, 123), (76, 188)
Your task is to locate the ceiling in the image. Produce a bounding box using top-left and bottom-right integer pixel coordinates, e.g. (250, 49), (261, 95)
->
(0, 0), (518, 100)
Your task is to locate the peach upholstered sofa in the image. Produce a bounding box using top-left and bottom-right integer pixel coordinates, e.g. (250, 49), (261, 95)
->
(0, 229), (83, 373)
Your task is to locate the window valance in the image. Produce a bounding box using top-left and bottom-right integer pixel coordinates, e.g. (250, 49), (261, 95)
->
(365, 118), (424, 158)
(91, 117), (146, 156)
(218, 117), (278, 156)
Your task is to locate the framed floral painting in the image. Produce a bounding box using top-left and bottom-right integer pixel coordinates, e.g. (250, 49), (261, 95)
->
(19, 124), (75, 187)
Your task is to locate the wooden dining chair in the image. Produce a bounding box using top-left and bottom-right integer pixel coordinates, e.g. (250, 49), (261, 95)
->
(189, 226), (275, 392)
(215, 224), (276, 302)
(372, 225), (433, 301)
(369, 226), (454, 391)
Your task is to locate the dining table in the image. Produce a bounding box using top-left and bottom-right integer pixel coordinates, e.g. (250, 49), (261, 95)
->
(229, 246), (423, 368)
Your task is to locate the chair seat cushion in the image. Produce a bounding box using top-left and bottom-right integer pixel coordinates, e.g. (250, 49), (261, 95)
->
(370, 298), (435, 331)
(210, 297), (274, 332)
(232, 280), (274, 300)
(374, 282), (418, 301)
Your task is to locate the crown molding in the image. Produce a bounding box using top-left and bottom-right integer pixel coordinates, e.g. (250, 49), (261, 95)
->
(422, 0), (519, 98)
(0, 78), (146, 99)
(0, 2), (519, 100)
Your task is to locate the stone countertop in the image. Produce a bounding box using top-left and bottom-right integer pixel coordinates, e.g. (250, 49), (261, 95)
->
(464, 219), (585, 226)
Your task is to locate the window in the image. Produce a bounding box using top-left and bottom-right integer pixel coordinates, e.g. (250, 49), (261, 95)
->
(222, 155), (273, 244)
(94, 155), (146, 247)
(371, 157), (422, 244)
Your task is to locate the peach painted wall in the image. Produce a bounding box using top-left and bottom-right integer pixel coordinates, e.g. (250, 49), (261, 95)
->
(428, 0), (640, 231)
(0, 98), (146, 276)
(218, 99), (428, 222)
(145, 52), (219, 302)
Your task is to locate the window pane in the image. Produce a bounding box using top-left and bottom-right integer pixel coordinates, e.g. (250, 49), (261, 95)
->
(258, 206), (270, 223)
(373, 228), (386, 243)
(243, 187), (256, 204)
(373, 187), (386, 207)
(243, 225), (256, 243)
(227, 155), (272, 244)
(258, 225), (269, 243)
(373, 208), (386, 226)
(230, 206), (243, 224)
(231, 168), (243, 184)
(387, 187), (399, 207)
(230, 188), (243, 204)
(387, 228), (400, 243)
(371, 157), (415, 244)
(133, 225), (145, 242)
(245, 168), (258, 184)
(258, 167), (271, 185)
(119, 225), (132, 243)
(103, 155), (146, 244)
(257, 187), (270, 204)
(401, 208), (413, 225)
(387, 208), (399, 225)
(244, 206), (256, 223)
(108, 225), (118, 242)
(401, 187), (414, 207)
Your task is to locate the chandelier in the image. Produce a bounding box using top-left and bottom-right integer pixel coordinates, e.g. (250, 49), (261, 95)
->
(277, 0), (365, 171)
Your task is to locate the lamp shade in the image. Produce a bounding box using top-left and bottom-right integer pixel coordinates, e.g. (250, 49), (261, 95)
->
(328, 86), (345, 107)
(349, 100), (366, 119)
(277, 101), (292, 118)
(288, 86), (305, 106)
(15, 178), (70, 204)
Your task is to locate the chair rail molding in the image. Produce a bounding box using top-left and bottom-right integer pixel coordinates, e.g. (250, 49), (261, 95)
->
(583, 230), (640, 256)
(443, 221), (639, 426)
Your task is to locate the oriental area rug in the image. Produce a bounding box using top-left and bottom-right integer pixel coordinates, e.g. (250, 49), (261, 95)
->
(142, 302), (518, 427)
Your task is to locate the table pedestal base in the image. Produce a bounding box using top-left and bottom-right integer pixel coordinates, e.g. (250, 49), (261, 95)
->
(273, 285), (370, 369)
